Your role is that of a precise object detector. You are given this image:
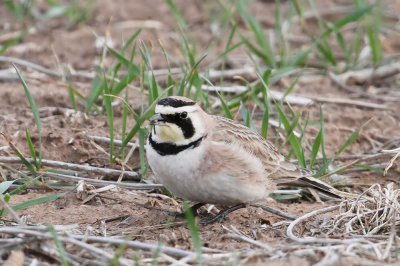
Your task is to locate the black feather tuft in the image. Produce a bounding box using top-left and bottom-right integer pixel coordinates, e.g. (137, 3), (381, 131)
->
(158, 98), (195, 108)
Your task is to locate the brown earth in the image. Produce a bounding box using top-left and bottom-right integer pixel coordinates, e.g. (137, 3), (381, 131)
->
(1, 0), (400, 265)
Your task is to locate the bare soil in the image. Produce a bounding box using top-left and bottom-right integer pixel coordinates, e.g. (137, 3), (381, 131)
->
(1, 0), (400, 265)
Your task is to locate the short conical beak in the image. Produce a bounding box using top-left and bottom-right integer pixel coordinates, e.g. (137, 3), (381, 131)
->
(149, 113), (165, 125)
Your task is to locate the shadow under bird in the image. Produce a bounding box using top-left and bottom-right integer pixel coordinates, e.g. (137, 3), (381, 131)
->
(146, 96), (349, 225)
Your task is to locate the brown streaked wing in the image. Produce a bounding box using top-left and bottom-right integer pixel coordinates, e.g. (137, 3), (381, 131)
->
(210, 115), (283, 176)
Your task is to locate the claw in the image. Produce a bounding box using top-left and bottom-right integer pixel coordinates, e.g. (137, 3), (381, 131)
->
(171, 203), (206, 219)
(199, 203), (246, 225)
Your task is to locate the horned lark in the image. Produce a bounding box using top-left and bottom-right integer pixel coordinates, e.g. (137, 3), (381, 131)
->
(146, 96), (346, 224)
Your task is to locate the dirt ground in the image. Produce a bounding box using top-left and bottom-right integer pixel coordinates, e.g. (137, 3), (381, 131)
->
(1, 0), (400, 265)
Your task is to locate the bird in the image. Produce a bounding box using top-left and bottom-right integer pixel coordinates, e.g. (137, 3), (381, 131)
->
(146, 96), (350, 225)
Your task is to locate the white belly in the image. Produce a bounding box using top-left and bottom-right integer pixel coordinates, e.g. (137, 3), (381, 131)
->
(146, 141), (205, 199)
(146, 141), (269, 204)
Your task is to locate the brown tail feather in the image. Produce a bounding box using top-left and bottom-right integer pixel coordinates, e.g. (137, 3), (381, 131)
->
(279, 176), (357, 199)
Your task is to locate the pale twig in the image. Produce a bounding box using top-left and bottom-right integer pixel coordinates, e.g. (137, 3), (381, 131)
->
(0, 55), (178, 81)
(112, 20), (164, 30)
(306, 95), (391, 110)
(0, 227), (131, 265)
(66, 237), (131, 266)
(203, 83), (391, 109)
(382, 214), (396, 260)
(0, 56), (93, 79)
(286, 5), (356, 25)
(273, 189), (302, 195)
(328, 71), (369, 95)
(290, 152), (392, 164)
(251, 203), (298, 220)
(206, 66), (256, 80)
(0, 156), (140, 180)
(0, 226), (196, 259)
(382, 147), (400, 175)
(328, 71), (398, 101)
(162, 253), (191, 266)
(202, 84), (313, 106)
(0, 197), (25, 225)
(70, 234), (197, 258)
(337, 62), (400, 84)
(88, 135), (137, 147)
(42, 172), (163, 190)
(222, 225), (274, 252)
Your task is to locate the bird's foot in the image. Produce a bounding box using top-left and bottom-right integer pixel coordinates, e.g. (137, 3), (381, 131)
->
(172, 202), (206, 219)
(199, 203), (246, 225)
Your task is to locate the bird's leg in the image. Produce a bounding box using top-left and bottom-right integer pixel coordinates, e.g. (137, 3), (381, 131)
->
(173, 202), (206, 218)
(199, 203), (246, 225)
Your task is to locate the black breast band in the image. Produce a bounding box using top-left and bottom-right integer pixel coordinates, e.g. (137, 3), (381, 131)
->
(149, 132), (203, 156)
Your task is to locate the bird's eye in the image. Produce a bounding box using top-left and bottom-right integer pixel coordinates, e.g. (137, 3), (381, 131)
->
(180, 112), (188, 119)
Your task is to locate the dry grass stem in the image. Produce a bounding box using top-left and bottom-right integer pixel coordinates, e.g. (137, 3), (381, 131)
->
(0, 156), (140, 180)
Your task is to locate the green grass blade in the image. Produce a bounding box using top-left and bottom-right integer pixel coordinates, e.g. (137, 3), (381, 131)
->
(0, 132), (35, 173)
(309, 129), (322, 169)
(14, 64), (42, 168)
(104, 75), (114, 162)
(112, 91), (168, 161)
(121, 89), (129, 159)
(275, 0), (288, 66)
(103, 94), (139, 120)
(108, 46), (135, 68)
(354, 164), (384, 174)
(276, 104), (306, 167)
(330, 5), (374, 34)
(261, 104), (269, 139)
(238, 0), (276, 67)
(0, 180), (16, 194)
(283, 76), (299, 100)
(291, 0), (303, 18)
(3, 190), (70, 215)
(85, 66), (104, 112)
(214, 39), (245, 63)
(0, 29), (27, 55)
(159, 40), (174, 96)
(240, 102), (257, 132)
(317, 119), (370, 176)
(177, 73), (187, 96)
(166, 0), (188, 31)
(183, 201), (203, 264)
(219, 22), (238, 84)
(318, 106), (328, 165)
(10, 174), (44, 196)
(215, 91), (233, 120)
(110, 239), (129, 266)
(350, 26), (363, 66)
(315, 37), (336, 65)
(367, 25), (381, 65)
(331, 122), (365, 161)
(335, 30), (349, 65)
(151, 237), (164, 266)
(47, 224), (70, 266)
(67, 85), (78, 110)
(241, 38), (273, 66)
(25, 128), (38, 170)
(112, 66), (140, 96)
(121, 29), (142, 55)
(292, 4), (374, 67)
(138, 128), (147, 177)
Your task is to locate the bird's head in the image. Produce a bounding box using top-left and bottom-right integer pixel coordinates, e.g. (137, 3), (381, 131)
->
(149, 96), (206, 145)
